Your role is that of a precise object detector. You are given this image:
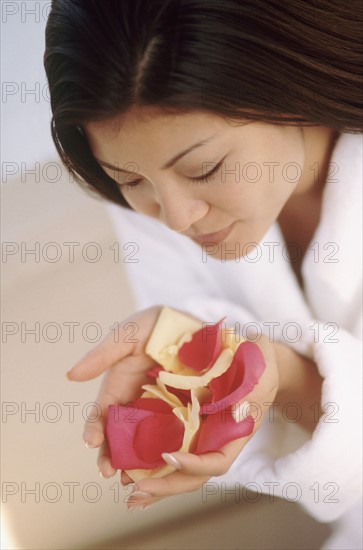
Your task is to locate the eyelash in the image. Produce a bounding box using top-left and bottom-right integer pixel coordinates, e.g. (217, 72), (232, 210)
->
(189, 160), (223, 184)
(120, 159), (224, 190)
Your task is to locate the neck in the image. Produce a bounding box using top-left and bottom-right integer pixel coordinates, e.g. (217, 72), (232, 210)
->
(294, 126), (340, 197)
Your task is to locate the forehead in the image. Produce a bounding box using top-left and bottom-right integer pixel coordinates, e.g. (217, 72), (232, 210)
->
(85, 106), (228, 139)
(84, 106), (228, 159)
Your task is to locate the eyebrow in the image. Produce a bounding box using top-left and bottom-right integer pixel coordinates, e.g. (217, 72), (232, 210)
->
(97, 133), (220, 174)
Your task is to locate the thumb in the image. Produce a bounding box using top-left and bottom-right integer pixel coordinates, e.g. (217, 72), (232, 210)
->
(66, 326), (137, 381)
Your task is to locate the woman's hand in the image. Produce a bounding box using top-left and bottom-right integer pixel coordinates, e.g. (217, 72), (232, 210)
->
(67, 309), (322, 511)
(123, 337), (323, 511)
(124, 334), (279, 510)
(69, 312), (280, 509)
(67, 305), (166, 477)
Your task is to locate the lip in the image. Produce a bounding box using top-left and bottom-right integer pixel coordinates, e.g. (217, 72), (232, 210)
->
(191, 222), (235, 245)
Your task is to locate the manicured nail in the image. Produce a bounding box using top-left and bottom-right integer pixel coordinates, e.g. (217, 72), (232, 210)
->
(232, 401), (250, 423)
(128, 491), (151, 500)
(85, 441), (97, 449)
(161, 452), (182, 469)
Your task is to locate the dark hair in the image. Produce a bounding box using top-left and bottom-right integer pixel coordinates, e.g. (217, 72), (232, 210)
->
(44, 0), (363, 208)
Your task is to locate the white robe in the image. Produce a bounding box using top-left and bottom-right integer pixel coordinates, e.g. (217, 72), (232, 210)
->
(106, 132), (362, 548)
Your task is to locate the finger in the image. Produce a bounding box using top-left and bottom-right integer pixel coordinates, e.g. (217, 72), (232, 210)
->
(67, 307), (161, 382)
(97, 439), (117, 478)
(82, 385), (119, 447)
(159, 436), (249, 477)
(127, 494), (164, 510)
(127, 470), (210, 506)
(67, 329), (136, 381)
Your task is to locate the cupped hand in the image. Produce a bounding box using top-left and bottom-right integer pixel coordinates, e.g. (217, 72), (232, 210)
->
(125, 334), (279, 510)
(67, 305), (166, 478)
(67, 310), (279, 508)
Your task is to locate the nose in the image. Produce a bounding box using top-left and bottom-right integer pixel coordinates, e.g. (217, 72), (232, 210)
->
(156, 186), (209, 233)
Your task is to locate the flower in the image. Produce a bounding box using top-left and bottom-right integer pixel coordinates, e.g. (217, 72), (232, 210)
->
(106, 307), (266, 481)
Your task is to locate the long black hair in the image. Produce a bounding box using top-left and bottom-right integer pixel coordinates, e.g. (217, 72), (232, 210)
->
(44, 0), (363, 208)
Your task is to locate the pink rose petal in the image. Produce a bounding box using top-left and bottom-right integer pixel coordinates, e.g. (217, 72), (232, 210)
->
(194, 410), (254, 454)
(178, 317), (226, 372)
(200, 341), (266, 415)
(107, 398), (183, 469)
(134, 414), (183, 463)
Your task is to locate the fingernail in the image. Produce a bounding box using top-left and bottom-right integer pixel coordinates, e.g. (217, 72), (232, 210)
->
(232, 401), (251, 423)
(99, 470), (105, 478)
(66, 371), (73, 380)
(128, 491), (151, 501)
(128, 503), (153, 511)
(161, 452), (182, 469)
(85, 441), (98, 449)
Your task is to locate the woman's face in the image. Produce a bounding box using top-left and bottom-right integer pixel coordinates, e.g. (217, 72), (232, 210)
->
(85, 107), (326, 260)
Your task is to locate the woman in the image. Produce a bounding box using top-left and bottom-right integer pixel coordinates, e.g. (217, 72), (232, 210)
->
(44, 0), (362, 546)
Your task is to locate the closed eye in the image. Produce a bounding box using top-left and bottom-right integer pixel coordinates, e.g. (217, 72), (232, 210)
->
(189, 157), (225, 184)
(117, 156), (226, 190)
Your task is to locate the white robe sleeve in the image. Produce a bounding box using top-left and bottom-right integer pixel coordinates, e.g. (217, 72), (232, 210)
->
(226, 319), (362, 524)
(276, 322), (363, 522)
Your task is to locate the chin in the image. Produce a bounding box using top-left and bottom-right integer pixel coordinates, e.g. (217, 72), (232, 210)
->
(197, 232), (267, 263)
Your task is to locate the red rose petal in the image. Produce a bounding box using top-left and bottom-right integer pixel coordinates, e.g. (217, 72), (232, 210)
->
(134, 414), (183, 463)
(165, 385), (191, 406)
(200, 341), (266, 415)
(194, 410), (254, 454)
(107, 398), (183, 469)
(178, 317), (226, 372)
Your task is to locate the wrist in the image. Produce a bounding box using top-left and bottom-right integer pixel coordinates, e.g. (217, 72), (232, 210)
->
(274, 340), (294, 396)
(272, 340), (324, 432)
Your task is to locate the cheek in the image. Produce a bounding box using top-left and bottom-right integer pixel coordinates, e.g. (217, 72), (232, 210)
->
(220, 130), (305, 218)
(120, 187), (159, 216)
(218, 171), (291, 221)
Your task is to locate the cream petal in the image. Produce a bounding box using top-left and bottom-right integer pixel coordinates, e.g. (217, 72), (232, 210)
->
(141, 380), (184, 409)
(146, 307), (202, 372)
(158, 348), (234, 389)
(221, 329), (245, 353)
(231, 401), (251, 423)
(180, 391), (201, 452)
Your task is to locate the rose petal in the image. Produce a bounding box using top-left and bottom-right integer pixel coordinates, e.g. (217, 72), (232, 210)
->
(194, 410), (254, 454)
(178, 317), (225, 372)
(107, 399), (184, 469)
(134, 414), (183, 463)
(165, 385), (191, 406)
(145, 307), (202, 372)
(173, 391), (201, 453)
(200, 341), (266, 415)
(159, 347), (234, 389)
(141, 380), (185, 409)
